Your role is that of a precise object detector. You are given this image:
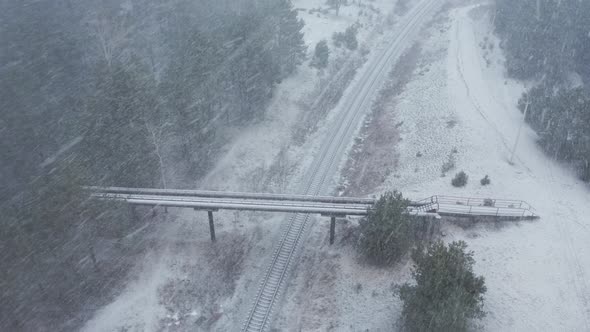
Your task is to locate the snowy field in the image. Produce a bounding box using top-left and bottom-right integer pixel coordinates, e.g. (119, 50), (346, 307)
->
(392, 3), (590, 330)
(81, 0), (406, 331)
(436, 4), (590, 330)
(82, 1), (590, 331)
(278, 1), (590, 330)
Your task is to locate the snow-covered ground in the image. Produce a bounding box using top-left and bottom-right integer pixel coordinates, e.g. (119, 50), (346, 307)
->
(393, 3), (590, 330)
(277, 1), (590, 330)
(200, 0), (398, 194)
(438, 4), (590, 330)
(82, 0), (590, 330)
(81, 1), (404, 331)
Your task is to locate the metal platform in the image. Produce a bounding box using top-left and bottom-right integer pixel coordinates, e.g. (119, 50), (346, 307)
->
(414, 195), (539, 219)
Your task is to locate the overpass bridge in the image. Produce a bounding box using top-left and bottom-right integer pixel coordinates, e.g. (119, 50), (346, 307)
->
(87, 186), (538, 244)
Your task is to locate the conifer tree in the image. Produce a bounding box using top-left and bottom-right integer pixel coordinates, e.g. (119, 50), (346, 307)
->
(358, 191), (412, 265)
(311, 40), (330, 69)
(400, 241), (487, 332)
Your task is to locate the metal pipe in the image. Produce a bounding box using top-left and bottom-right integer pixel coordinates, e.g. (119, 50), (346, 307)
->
(86, 186), (376, 204)
(94, 193), (371, 211)
(125, 198), (370, 215)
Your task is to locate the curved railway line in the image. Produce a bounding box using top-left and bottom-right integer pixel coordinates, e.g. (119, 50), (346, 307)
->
(241, 1), (439, 331)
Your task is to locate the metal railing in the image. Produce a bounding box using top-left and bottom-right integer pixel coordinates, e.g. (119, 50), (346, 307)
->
(416, 195), (538, 219)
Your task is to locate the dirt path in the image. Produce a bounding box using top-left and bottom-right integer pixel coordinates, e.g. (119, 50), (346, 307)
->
(442, 4), (590, 330)
(275, 2), (590, 330)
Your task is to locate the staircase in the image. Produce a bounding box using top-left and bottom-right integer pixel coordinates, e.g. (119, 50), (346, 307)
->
(413, 200), (439, 213)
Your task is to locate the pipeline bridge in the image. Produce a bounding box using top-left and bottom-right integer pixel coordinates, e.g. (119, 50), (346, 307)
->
(88, 186), (538, 244)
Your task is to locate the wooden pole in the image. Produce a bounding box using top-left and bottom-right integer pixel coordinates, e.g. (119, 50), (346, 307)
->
(208, 210), (216, 242)
(89, 244), (99, 272)
(330, 216), (336, 245)
(510, 99), (530, 164)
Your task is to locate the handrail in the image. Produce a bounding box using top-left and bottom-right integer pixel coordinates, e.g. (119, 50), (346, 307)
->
(416, 195), (538, 218)
(418, 195), (535, 211)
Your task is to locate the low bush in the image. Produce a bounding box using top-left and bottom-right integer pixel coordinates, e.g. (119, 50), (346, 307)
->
(452, 171), (468, 187)
(480, 175), (491, 186)
(441, 152), (456, 176)
(310, 40), (329, 69)
(400, 241), (487, 332)
(332, 24), (359, 50)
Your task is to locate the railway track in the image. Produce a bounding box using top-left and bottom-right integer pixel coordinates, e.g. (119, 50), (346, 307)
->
(242, 1), (438, 330)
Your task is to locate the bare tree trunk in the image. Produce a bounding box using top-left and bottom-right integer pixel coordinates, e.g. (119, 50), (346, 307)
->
(145, 121), (168, 188)
(89, 244), (99, 272)
(89, 12), (131, 68)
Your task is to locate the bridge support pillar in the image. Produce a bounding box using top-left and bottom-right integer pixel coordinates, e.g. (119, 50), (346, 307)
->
(330, 216), (336, 245)
(208, 211), (216, 242)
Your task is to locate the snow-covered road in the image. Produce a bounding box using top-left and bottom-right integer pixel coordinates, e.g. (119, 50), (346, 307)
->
(394, 3), (590, 330)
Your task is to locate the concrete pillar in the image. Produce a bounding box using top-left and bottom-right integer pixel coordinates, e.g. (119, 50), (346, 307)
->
(330, 216), (336, 245)
(208, 210), (216, 242)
